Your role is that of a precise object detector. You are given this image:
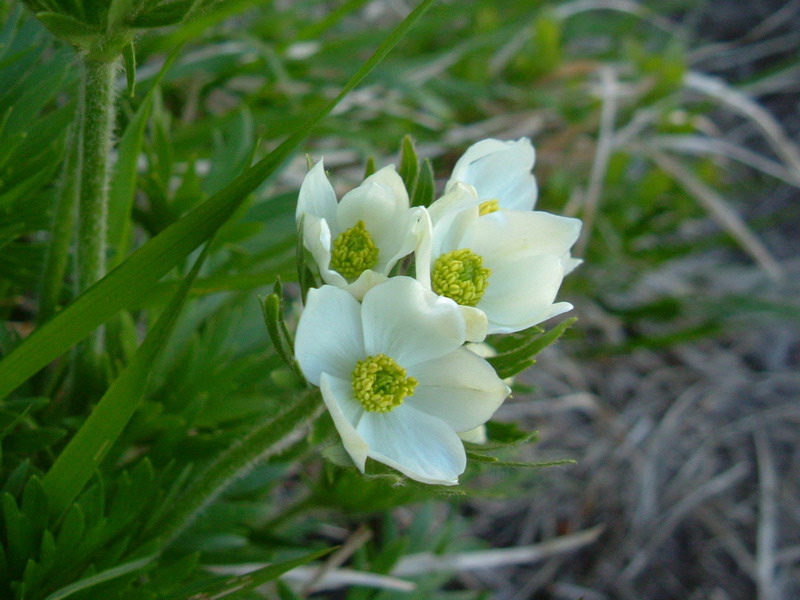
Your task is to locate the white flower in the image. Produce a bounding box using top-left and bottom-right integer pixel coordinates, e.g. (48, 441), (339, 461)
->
(294, 277), (510, 485)
(296, 161), (426, 300)
(446, 138), (538, 212)
(418, 184), (582, 335)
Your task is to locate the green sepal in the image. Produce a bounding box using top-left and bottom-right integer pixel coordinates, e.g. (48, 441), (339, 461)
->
(259, 279), (305, 384)
(398, 134), (419, 194)
(412, 157), (434, 207)
(363, 155), (376, 178)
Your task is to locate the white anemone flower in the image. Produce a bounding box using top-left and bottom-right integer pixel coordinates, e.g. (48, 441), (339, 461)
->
(297, 160), (426, 300)
(294, 277), (510, 485)
(445, 137), (582, 275)
(445, 137), (538, 212)
(418, 184), (582, 335)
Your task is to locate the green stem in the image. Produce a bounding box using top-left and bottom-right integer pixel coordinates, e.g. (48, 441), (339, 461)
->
(151, 390), (324, 548)
(78, 56), (118, 357)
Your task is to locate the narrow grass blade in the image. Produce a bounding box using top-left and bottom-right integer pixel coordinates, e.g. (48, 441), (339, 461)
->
(42, 554), (157, 600)
(42, 244), (210, 518)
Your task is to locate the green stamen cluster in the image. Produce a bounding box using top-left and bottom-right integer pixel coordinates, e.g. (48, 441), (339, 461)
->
(352, 353), (418, 412)
(329, 220), (379, 281)
(479, 199), (499, 215)
(431, 248), (491, 307)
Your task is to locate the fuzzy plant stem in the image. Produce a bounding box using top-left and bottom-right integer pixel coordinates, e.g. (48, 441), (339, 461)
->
(77, 56), (118, 356)
(152, 390), (324, 548)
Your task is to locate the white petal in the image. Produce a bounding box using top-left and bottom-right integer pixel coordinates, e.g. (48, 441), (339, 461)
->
(460, 306), (488, 343)
(357, 404), (466, 485)
(478, 254), (571, 333)
(303, 215), (348, 290)
(373, 206), (426, 274)
(428, 183), (480, 258)
(447, 138), (538, 211)
(361, 277), (465, 368)
(296, 159), (338, 227)
(463, 210), (582, 263)
(407, 347), (510, 432)
(336, 165), (411, 267)
(321, 373), (368, 472)
(428, 182), (480, 227)
(295, 285), (364, 384)
(459, 425), (487, 444)
(561, 254), (583, 275)
(413, 208), (433, 290)
(345, 269), (388, 301)
(489, 302), (573, 334)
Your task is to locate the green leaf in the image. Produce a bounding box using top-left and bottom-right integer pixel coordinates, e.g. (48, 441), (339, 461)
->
(151, 389), (322, 547)
(486, 458), (576, 469)
(109, 45), (181, 267)
(122, 41), (135, 97)
(2, 492), (33, 575)
(130, 0), (194, 28)
(163, 547), (334, 600)
(276, 580), (303, 600)
(0, 0), (439, 401)
(41, 244), (210, 518)
(488, 317), (577, 379)
(398, 134), (419, 194)
(42, 554), (157, 600)
(54, 503), (85, 555)
(34, 12), (98, 42)
(21, 476), (48, 532)
(107, 92), (153, 264)
(412, 157), (434, 207)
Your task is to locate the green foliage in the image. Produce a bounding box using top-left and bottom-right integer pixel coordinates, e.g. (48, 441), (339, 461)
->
(1, 0), (784, 597)
(487, 318), (577, 379)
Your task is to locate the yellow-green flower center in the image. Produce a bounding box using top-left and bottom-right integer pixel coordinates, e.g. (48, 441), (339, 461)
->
(329, 220), (379, 281)
(352, 353), (417, 413)
(431, 248), (491, 307)
(479, 199), (499, 215)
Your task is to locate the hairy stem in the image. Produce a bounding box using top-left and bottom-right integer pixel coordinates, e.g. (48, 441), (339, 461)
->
(77, 56), (118, 362)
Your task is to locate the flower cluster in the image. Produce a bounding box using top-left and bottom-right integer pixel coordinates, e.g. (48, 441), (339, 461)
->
(294, 138), (582, 485)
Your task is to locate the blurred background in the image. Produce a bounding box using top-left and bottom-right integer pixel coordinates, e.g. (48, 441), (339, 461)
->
(1, 0), (798, 598)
